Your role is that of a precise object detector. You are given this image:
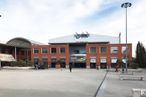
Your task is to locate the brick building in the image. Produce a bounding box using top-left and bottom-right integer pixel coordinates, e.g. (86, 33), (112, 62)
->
(31, 33), (132, 69)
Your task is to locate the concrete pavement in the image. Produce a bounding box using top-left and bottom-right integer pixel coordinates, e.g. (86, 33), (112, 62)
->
(1, 68), (146, 97)
(0, 69), (106, 97)
(96, 69), (146, 97)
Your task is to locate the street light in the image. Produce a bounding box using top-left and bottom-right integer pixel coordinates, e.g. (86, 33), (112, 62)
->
(121, 2), (132, 72)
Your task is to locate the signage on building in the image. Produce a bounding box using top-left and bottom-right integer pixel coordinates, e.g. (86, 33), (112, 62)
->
(111, 58), (117, 63)
(90, 58), (96, 63)
(100, 58), (106, 63)
(0, 54), (16, 62)
(74, 32), (90, 39)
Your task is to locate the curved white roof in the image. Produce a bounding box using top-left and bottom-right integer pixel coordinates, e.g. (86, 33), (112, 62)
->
(7, 37), (44, 48)
(49, 34), (119, 44)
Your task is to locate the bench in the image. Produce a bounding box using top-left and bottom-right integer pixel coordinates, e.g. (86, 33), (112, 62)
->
(120, 75), (143, 81)
(132, 88), (146, 97)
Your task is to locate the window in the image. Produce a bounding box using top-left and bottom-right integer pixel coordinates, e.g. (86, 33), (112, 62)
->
(51, 58), (57, 63)
(60, 58), (66, 63)
(74, 50), (79, 54)
(34, 57), (39, 64)
(111, 47), (118, 54)
(60, 48), (65, 54)
(51, 48), (56, 54)
(90, 47), (96, 53)
(42, 57), (48, 65)
(122, 46), (129, 54)
(42, 48), (48, 54)
(80, 50), (86, 54)
(100, 47), (107, 53)
(33, 48), (39, 54)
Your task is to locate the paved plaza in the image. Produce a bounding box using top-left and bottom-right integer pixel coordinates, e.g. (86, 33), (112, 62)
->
(0, 69), (106, 97)
(97, 69), (146, 97)
(0, 68), (146, 97)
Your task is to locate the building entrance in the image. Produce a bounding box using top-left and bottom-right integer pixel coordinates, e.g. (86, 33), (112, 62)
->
(90, 63), (96, 68)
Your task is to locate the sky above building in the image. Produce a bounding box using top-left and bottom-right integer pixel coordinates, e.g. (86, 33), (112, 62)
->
(0, 0), (146, 57)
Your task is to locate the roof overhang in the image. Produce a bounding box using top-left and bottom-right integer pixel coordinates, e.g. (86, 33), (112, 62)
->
(7, 37), (32, 48)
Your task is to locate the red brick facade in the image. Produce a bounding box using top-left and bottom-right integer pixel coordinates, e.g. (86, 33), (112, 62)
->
(31, 43), (132, 68)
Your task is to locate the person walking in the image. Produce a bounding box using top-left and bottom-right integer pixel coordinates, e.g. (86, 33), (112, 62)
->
(69, 64), (72, 72)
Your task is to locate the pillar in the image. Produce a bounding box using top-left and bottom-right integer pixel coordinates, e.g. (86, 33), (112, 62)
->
(15, 47), (17, 61)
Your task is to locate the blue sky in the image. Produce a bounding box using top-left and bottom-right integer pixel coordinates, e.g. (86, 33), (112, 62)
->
(0, 0), (146, 56)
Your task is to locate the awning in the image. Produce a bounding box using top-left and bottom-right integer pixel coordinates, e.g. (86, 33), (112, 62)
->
(100, 58), (107, 63)
(0, 54), (16, 62)
(90, 58), (96, 63)
(111, 58), (117, 63)
(122, 59), (126, 63)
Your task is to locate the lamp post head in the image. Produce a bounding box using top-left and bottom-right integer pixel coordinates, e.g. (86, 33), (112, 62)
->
(121, 2), (132, 8)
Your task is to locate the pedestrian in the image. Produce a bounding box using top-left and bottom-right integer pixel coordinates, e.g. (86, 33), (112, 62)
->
(69, 64), (72, 72)
(115, 64), (119, 72)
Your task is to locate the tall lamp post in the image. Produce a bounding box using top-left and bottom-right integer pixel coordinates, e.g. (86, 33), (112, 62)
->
(121, 2), (132, 72)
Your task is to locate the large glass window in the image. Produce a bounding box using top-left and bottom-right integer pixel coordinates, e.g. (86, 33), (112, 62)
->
(100, 47), (107, 53)
(80, 50), (86, 54)
(60, 48), (65, 54)
(111, 47), (118, 54)
(33, 48), (39, 54)
(51, 48), (56, 54)
(42, 48), (48, 54)
(90, 47), (96, 53)
(74, 50), (79, 54)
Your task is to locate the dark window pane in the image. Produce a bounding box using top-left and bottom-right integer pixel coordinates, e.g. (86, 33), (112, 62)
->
(34, 48), (39, 53)
(42, 48), (48, 53)
(51, 48), (56, 54)
(74, 50), (79, 54)
(90, 47), (96, 53)
(100, 47), (107, 53)
(60, 48), (65, 54)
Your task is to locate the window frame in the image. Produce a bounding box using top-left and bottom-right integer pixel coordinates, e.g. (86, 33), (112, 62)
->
(51, 48), (57, 54)
(100, 47), (107, 53)
(33, 48), (39, 54)
(42, 48), (48, 54)
(60, 47), (65, 54)
(90, 47), (96, 54)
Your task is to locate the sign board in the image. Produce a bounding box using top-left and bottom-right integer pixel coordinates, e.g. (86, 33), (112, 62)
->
(0, 54), (16, 62)
(74, 32), (90, 39)
(100, 58), (106, 63)
(122, 59), (126, 63)
(90, 58), (96, 63)
(111, 58), (117, 63)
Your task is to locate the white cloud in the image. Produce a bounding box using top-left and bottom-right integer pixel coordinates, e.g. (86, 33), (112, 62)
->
(0, 0), (146, 57)
(0, 0), (104, 42)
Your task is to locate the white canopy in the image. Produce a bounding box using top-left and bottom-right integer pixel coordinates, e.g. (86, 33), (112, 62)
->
(0, 54), (16, 62)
